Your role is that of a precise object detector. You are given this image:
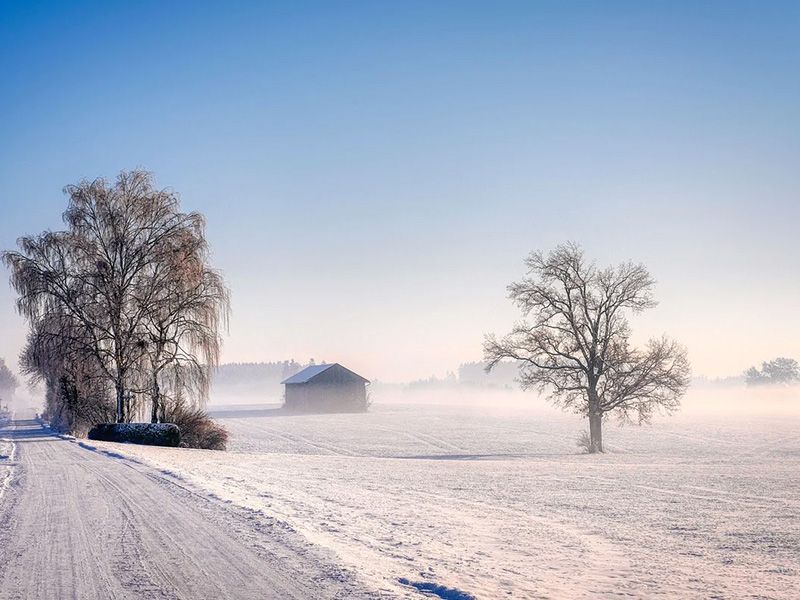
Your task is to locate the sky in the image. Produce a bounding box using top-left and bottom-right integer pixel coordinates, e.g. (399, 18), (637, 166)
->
(0, 1), (798, 382)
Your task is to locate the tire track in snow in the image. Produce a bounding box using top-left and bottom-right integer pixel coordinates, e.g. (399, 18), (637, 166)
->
(741, 433), (800, 458)
(229, 418), (359, 456)
(372, 425), (467, 454)
(400, 486), (637, 599)
(579, 473), (798, 511)
(683, 485), (800, 510)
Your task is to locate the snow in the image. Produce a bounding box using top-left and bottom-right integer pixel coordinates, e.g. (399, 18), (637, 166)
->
(87, 390), (800, 599)
(0, 408), (15, 500)
(0, 436), (14, 500)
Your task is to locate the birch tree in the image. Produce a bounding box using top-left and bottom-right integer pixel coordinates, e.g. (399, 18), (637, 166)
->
(4, 170), (230, 423)
(139, 215), (229, 422)
(20, 311), (113, 431)
(484, 243), (690, 453)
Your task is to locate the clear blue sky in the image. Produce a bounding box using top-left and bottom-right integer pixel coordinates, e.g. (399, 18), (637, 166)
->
(1, 1), (798, 381)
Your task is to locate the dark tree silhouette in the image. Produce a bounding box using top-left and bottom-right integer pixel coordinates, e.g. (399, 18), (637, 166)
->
(484, 243), (690, 453)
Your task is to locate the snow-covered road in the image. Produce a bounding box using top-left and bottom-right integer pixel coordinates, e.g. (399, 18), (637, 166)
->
(0, 418), (378, 600)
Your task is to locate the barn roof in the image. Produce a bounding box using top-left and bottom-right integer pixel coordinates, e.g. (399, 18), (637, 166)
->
(281, 363), (369, 385)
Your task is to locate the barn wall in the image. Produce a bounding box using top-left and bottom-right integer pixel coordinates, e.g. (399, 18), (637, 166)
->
(284, 381), (367, 413)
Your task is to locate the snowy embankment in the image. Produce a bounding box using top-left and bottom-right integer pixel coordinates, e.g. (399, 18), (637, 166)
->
(0, 432), (15, 501)
(88, 391), (800, 599)
(0, 409), (15, 501)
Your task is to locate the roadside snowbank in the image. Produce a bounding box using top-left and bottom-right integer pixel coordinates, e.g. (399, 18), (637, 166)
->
(0, 434), (16, 501)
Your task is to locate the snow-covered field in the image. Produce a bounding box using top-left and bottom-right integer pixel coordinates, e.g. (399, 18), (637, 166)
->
(90, 389), (800, 599)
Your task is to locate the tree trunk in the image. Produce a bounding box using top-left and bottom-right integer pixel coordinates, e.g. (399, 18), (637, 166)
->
(588, 411), (603, 453)
(150, 377), (160, 423)
(115, 381), (125, 423)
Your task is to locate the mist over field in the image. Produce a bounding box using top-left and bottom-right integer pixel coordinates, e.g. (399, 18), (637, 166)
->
(208, 358), (800, 416)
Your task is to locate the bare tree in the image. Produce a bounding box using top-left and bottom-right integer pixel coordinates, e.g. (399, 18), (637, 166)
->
(139, 215), (230, 422)
(3, 170), (230, 423)
(20, 311), (113, 432)
(484, 243), (690, 453)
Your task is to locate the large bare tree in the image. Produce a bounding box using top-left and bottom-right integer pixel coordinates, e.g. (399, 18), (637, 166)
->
(484, 243), (690, 453)
(4, 170), (230, 423)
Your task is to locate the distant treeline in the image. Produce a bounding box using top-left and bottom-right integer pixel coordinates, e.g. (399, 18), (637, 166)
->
(212, 359), (522, 398)
(745, 357), (799, 386)
(212, 360), (307, 399)
(206, 355), (796, 401)
(214, 361), (304, 386)
(405, 360), (523, 391)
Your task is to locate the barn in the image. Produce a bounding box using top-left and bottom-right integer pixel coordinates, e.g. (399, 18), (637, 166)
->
(281, 363), (370, 413)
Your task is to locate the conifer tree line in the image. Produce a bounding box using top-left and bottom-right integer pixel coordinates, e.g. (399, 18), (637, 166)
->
(2, 170), (230, 433)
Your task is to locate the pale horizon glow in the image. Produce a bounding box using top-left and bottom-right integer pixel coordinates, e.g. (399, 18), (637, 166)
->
(1, 2), (798, 382)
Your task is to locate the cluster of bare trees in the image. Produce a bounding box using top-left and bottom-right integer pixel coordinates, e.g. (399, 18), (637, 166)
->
(745, 357), (799, 386)
(485, 243), (690, 453)
(2, 171), (230, 433)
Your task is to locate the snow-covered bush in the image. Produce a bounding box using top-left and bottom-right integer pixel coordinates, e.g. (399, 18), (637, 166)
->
(88, 422), (181, 447)
(161, 402), (228, 450)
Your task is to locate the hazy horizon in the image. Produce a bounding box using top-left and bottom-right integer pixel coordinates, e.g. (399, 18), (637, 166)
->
(2, 1), (799, 382)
